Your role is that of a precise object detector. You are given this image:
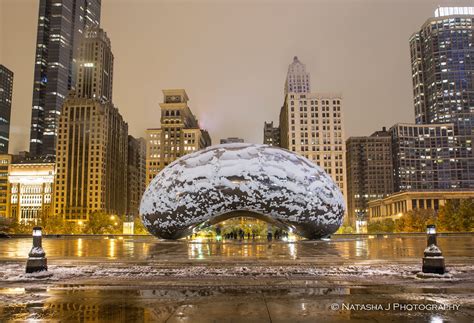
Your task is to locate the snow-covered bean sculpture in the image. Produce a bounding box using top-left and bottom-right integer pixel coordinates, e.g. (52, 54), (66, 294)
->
(140, 143), (345, 239)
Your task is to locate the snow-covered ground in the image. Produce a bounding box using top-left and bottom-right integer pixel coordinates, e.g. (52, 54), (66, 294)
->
(1, 261), (473, 322)
(2, 262), (472, 283)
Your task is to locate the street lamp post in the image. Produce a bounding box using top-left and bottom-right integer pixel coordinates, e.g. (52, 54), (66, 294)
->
(356, 211), (367, 234)
(25, 226), (48, 273)
(422, 225), (445, 275)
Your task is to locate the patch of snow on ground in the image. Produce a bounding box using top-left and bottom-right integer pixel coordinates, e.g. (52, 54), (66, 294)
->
(0, 263), (452, 282)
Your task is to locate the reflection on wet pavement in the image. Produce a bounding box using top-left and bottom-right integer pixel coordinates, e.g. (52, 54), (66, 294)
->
(0, 235), (472, 264)
(0, 235), (472, 322)
(1, 283), (473, 322)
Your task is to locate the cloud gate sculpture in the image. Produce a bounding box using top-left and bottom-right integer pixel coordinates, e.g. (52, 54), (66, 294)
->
(140, 143), (345, 239)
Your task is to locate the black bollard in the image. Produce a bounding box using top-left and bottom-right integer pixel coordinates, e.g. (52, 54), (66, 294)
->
(26, 226), (48, 273)
(422, 225), (445, 275)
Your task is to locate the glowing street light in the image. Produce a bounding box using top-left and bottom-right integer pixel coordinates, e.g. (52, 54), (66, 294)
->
(427, 224), (436, 235)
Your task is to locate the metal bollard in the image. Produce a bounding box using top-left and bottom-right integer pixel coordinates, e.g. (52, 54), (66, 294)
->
(25, 226), (48, 273)
(422, 225), (445, 275)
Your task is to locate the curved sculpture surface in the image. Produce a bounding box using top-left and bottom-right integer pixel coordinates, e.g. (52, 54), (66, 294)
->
(140, 143), (345, 239)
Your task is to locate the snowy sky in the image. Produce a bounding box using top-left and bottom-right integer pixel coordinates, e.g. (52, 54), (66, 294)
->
(1, 0), (473, 153)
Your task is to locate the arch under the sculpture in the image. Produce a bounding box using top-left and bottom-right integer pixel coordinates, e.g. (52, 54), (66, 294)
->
(205, 210), (294, 232)
(151, 209), (336, 240)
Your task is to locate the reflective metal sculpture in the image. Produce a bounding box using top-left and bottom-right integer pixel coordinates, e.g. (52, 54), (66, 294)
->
(140, 143), (345, 239)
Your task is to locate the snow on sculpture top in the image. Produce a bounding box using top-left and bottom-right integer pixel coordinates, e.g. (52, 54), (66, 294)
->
(140, 143), (345, 239)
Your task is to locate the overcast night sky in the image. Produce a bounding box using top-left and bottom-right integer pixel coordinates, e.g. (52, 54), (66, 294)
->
(1, 0), (472, 154)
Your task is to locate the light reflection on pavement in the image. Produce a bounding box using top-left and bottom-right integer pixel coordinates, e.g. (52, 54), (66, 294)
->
(0, 234), (472, 264)
(0, 235), (472, 322)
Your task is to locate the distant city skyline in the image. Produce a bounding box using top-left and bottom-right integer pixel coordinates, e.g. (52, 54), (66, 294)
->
(1, 0), (473, 154)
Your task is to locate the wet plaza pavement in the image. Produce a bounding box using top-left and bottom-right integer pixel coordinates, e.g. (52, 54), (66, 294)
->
(0, 234), (473, 322)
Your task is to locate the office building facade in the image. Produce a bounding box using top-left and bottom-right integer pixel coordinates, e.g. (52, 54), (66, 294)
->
(146, 89), (211, 184)
(390, 123), (458, 191)
(345, 128), (393, 226)
(279, 93), (347, 198)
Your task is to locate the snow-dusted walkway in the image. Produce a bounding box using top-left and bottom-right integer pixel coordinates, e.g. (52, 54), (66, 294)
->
(0, 235), (473, 322)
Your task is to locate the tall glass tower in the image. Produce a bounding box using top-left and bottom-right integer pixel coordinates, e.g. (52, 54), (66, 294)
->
(29, 0), (101, 157)
(410, 7), (474, 124)
(0, 65), (13, 154)
(409, 7), (474, 189)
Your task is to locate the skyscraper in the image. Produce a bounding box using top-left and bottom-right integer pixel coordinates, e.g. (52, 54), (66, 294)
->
(264, 56), (311, 146)
(284, 56), (311, 94)
(411, 7), (473, 124)
(266, 57), (347, 217)
(279, 93), (347, 199)
(54, 28), (128, 222)
(346, 128), (393, 227)
(0, 65), (13, 154)
(410, 6), (474, 189)
(75, 28), (113, 101)
(146, 89), (212, 184)
(29, 0), (101, 157)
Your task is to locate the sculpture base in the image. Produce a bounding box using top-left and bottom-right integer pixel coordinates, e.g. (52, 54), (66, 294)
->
(26, 257), (48, 274)
(422, 256), (445, 275)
